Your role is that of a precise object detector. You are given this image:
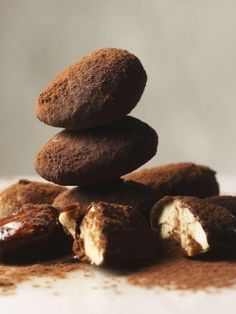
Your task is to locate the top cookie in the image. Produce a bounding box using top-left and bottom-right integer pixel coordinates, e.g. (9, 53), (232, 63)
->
(36, 48), (147, 130)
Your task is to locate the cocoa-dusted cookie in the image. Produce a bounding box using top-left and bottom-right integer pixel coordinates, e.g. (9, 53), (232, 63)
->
(0, 179), (67, 218)
(36, 48), (147, 130)
(150, 196), (236, 257)
(0, 204), (71, 261)
(124, 162), (219, 199)
(35, 117), (158, 186)
(205, 195), (236, 218)
(53, 179), (156, 220)
(76, 202), (155, 267)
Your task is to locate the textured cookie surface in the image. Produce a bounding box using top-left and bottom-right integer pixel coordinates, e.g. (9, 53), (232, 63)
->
(35, 117), (158, 186)
(53, 179), (156, 220)
(124, 162), (219, 200)
(0, 179), (67, 218)
(36, 48), (147, 129)
(205, 196), (236, 218)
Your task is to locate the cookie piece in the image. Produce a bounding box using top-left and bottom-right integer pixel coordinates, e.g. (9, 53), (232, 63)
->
(206, 195), (236, 218)
(54, 179), (156, 220)
(35, 117), (158, 186)
(124, 162), (219, 199)
(150, 196), (236, 257)
(0, 204), (70, 261)
(36, 48), (147, 130)
(59, 204), (87, 239)
(76, 202), (155, 267)
(0, 179), (67, 218)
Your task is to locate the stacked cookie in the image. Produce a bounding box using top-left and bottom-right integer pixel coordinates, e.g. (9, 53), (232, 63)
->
(35, 49), (158, 192)
(0, 48), (234, 266)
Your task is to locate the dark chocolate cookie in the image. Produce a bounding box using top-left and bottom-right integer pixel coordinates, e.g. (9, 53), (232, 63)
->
(36, 48), (147, 130)
(205, 195), (236, 218)
(0, 179), (67, 218)
(124, 162), (219, 199)
(53, 179), (156, 220)
(35, 117), (158, 186)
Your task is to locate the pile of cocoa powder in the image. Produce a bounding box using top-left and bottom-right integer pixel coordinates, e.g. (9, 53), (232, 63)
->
(1, 242), (236, 294)
(0, 259), (89, 294)
(125, 241), (236, 291)
(126, 255), (236, 291)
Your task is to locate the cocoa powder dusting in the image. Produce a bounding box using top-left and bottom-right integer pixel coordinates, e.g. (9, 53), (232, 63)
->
(1, 241), (236, 294)
(126, 257), (236, 291)
(0, 259), (89, 294)
(126, 241), (236, 291)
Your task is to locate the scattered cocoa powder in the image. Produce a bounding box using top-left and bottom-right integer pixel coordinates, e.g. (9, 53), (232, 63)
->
(1, 241), (236, 294)
(0, 258), (90, 294)
(126, 257), (236, 291)
(125, 241), (236, 291)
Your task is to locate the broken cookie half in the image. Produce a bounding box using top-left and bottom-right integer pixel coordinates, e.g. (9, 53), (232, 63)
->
(59, 203), (88, 239)
(150, 196), (236, 257)
(60, 201), (155, 267)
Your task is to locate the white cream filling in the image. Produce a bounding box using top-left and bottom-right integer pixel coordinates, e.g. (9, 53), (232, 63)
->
(59, 211), (77, 239)
(159, 200), (209, 256)
(80, 206), (104, 266)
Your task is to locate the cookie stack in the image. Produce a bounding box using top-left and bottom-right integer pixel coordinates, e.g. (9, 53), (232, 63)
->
(0, 48), (234, 267)
(35, 49), (158, 197)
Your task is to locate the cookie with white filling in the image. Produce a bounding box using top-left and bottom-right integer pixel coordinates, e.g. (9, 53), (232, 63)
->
(69, 202), (156, 267)
(150, 196), (236, 257)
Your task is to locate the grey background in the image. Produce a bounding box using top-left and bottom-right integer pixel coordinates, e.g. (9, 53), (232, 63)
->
(0, 0), (236, 177)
